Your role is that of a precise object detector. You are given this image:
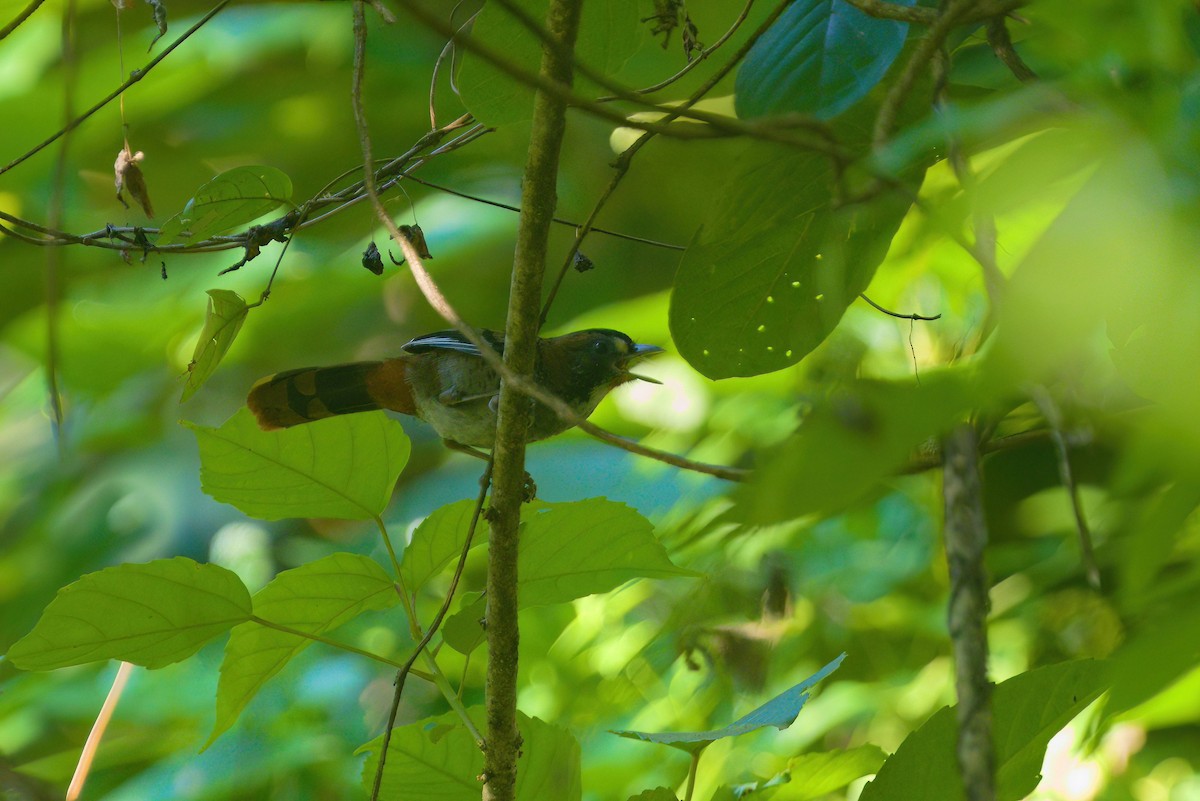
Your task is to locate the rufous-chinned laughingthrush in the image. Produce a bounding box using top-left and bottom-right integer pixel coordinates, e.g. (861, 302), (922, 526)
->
(246, 328), (663, 448)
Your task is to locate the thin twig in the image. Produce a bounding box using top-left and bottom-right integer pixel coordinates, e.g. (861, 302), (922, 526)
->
(841, 0), (938, 24)
(400, 173), (685, 250)
(392, 0), (841, 154)
(351, 13), (494, 797)
(986, 15), (1036, 83)
(0, 0), (231, 177)
(0, 0), (47, 40)
(428, 2), (478, 129)
(598, 0), (757, 99)
(1031, 388), (1101, 590)
(859, 293), (941, 321)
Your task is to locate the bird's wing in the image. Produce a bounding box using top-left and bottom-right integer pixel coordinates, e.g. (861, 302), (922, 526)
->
(401, 329), (503, 356)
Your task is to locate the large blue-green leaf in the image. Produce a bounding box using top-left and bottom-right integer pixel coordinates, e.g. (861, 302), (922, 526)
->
(6, 558), (251, 670)
(736, 0), (914, 120)
(670, 143), (917, 379)
(613, 653), (845, 754)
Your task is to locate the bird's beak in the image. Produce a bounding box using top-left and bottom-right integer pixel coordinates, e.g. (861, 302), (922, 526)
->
(618, 343), (665, 384)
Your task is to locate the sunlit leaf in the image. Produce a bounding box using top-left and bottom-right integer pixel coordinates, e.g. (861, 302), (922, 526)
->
(359, 714), (481, 801)
(6, 558), (251, 670)
(859, 660), (1110, 801)
(156, 165), (292, 245)
(184, 408), (410, 521)
(613, 653), (845, 754)
(442, 592), (487, 656)
(181, 289), (251, 402)
(359, 713), (578, 801)
(736, 0), (913, 120)
(771, 746), (888, 800)
(519, 498), (695, 608)
(400, 499), (485, 597)
(626, 790), (677, 801)
(458, 0), (639, 126)
(207, 553), (399, 747)
(514, 716), (582, 801)
(670, 143), (918, 379)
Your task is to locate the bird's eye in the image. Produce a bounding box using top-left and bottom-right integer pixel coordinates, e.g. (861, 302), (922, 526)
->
(591, 338), (613, 355)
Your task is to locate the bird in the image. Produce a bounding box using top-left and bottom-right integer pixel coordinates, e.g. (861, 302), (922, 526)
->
(246, 328), (664, 451)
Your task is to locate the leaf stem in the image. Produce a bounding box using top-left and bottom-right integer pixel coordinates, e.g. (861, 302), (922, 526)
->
(247, 615), (433, 681)
(683, 750), (703, 801)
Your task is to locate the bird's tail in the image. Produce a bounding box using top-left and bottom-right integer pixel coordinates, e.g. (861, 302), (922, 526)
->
(246, 359), (413, 429)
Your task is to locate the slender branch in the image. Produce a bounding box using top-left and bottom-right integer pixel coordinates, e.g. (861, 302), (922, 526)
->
(249, 616), (433, 677)
(597, 0), (757, 99)
(351, 11), (494, 798)
(1031, 388), (1100, 589)
(392, 0), (841, 154)
(942, 425), (995, 801)
(0, 0), (231, 177)
(0, 0), (47, 40)
(859, 293), (940, 321)
(579, 422), (749, 482)
(841, 0), (938, 24)
(986, 15), (1036, 83)
(483, 2), (583, 798)
(401, 173), (685, 250)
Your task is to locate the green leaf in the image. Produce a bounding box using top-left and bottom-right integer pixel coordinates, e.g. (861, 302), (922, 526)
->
(181, 289), (251, 402)
(518, 498), (695, 608)
(457, 0), (639, 126)
(627, 790), (678, 801)
(442, 592), (487, 656)
(514, 716), (582, 801)
(156, 165), (292, 245)
(184, 408), (411, 521)
(669, 143), (917, 379)
(6, 558), (251, 670)
(400, 499), (484, 597)
(613, 653), (845, 754)
(737, 370), (974, 523)
(360, 715), (481, 801)
(772, 746), (888, 800)
(859, 660), (1111, 801)
(360, 713), (579, 801)
(207, 553), (400, 747)
(736, 0), (913, 120)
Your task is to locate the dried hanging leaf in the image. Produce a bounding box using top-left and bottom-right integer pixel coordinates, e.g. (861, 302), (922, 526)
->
(145, 0), (167, 50)
(362, 241), (384, 275)
(115, 145), (154, 218)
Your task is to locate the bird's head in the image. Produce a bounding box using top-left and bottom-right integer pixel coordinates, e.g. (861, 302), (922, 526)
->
(540, 329), (665, 407)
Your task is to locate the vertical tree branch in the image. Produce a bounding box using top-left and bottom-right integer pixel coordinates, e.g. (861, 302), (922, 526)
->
(942, 425), (995, 801)
(483, 0), (582, 799)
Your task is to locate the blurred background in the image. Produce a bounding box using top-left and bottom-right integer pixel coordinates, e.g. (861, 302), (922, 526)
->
(2, 0), (1199, 799)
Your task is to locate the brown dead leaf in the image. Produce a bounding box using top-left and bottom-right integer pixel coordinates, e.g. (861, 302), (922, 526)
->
(115, 145), (154, 218)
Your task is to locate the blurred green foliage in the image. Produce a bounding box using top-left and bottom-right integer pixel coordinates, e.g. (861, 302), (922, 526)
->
(2, 0), (1200, 800)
